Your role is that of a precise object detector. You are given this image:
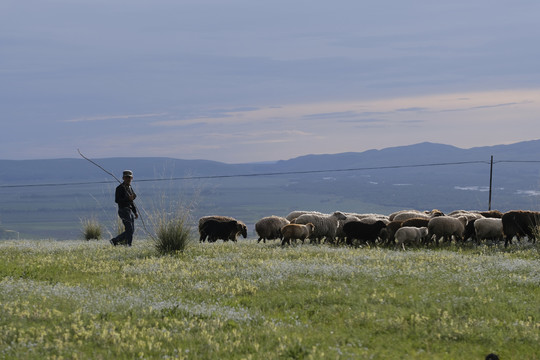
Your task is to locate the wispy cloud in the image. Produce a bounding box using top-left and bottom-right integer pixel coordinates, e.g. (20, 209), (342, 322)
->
(64, 113), (168, 123)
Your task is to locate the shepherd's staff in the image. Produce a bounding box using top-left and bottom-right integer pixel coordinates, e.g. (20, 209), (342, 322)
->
(77, 149), (156, 241)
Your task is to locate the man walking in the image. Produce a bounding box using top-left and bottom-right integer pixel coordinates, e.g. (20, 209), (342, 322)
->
(110, 170), (138, 246)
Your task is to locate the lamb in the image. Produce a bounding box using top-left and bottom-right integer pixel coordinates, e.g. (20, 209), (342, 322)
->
(255, 216), (290, 243)
(200, 219), (247, 242)
(474, 218), (503, 243)
(394, 226), (429, 250)
(427, 216), (468, 245)
(343, 220), (387, 246)
(281, 223), (315, 246)
(292, 211), (347, 243)
(501, 210), (540, 247)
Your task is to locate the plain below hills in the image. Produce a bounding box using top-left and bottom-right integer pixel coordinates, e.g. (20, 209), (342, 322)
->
(1, 140), (540, 239)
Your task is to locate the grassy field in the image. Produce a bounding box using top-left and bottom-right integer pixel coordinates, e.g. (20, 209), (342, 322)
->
(0, 238), (539, 359)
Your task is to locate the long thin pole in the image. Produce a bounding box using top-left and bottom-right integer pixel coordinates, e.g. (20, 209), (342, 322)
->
(78, 149), (156, 241)
(488, 155), (493, 210)
(78, 149), (122, 183)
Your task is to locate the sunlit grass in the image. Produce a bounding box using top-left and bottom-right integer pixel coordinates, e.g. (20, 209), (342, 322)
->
(0, 239), (538, 359)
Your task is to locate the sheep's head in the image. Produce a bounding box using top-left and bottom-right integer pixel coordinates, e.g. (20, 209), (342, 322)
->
(236, 223), (248, 238)
(306, 223), (315, 234)
(332, 211), (347, 221)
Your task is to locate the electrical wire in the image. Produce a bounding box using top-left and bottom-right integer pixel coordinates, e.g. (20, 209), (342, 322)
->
(1, 159), (538, 189)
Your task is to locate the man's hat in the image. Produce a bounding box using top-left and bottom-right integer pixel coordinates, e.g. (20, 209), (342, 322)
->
(123, 170), (133, 178)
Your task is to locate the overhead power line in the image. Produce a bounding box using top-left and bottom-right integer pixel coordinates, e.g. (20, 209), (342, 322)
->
(0, 160), (493, 189)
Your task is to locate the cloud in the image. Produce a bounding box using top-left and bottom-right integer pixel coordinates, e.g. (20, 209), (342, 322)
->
(64, 113), (167, 123)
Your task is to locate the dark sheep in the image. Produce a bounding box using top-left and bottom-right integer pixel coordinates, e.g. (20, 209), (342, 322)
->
(343, 220), (387, 246)
(502, 210), (540, 247)
(463, 218), (477, 243)
(200, 219), (247, 243)
(198, 215), (236, 242)
(379, 220), (403, 245)
(401, 217), (430, 228)
(476, 210), (503, 218)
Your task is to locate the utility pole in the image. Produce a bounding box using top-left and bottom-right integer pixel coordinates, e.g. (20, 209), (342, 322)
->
(488, 155), (493, 210)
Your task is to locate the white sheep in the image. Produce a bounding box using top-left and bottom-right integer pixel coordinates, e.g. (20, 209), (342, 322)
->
(474, 218), (503, 242)
(389, 209), (425, 221)
(394, 226), (429, 250)
(255, 216), (290, 243)
(449, 210), (484, 222)
(427, 216), (468, 245)
(281, 223), (315, 246)
(285, 210), (325, 222)
(292, 211), (347, 243)
(392, 211), (430, 222)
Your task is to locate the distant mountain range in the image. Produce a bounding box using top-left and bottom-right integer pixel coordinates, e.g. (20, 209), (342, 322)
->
(1, 140), (540, 239)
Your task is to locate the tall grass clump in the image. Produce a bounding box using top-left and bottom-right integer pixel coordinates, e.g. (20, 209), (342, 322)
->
(154, 212), (192, 254)
(80, 217), (102, 240)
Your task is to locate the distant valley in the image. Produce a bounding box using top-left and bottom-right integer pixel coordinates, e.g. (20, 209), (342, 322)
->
(1, 140), (540, 239)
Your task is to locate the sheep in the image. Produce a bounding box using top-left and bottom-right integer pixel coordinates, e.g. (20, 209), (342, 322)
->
(255, 216), (290, 243)
(353, 213), (390, 222)
(198, 215), (236, 242)
(448, 210), (483, 222)
(475, 210), (503, 218)
(395, 226), (429, 250)
(200, 219), (247, 242)
(281, 223), (315, 246)
(285, 210), (325, 222)
(501, 210), (540, 247)
(392, 211), (429, 222)
(427, 216), (468, 245)
(343, 220), (387, 246)
(462, 218), (478, 243)
(474, 218), (503, 243)
(389, 209), (443, 221)
(292, 211), (347, 243)
(335, 214), (362, 244)
(400, 217), (430, 228)
(378, 220), (403, 246)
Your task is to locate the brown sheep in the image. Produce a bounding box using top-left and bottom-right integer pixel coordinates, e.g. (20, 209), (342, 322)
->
(281, 223), (315, 246)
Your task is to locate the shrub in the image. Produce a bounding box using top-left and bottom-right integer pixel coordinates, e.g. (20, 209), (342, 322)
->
(81, 217), (102, 241)
(153, 212), (192, 255)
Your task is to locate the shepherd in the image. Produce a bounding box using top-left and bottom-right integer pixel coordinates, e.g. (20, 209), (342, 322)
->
(110, 170), (138, 246)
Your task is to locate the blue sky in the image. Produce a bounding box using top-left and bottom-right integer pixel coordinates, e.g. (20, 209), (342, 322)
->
(2, 0), (539, 163)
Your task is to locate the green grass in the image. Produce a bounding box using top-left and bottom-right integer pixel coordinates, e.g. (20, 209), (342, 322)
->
(0, 239), (538, 359)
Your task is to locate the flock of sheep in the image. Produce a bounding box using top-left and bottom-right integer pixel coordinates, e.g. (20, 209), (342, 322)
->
(198, 209), (540, 249)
